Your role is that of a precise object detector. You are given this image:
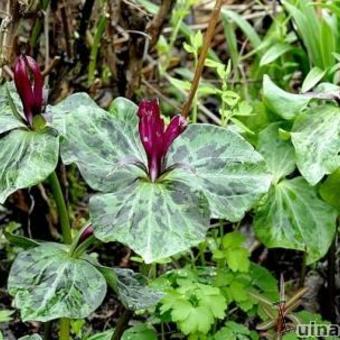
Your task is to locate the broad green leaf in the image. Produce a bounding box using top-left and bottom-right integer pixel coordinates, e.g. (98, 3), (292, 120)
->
(254, 177), (337, 264)
(319, 168), (340, 211)
(263, 75), (310, 120)
(301, 67), (326, 93)
(90, 171), (210, 263)
(50, 94), (146, 193)
(0, 128), (59, 204)
(260, 43), (292, 66)
(8, 243), (106, 321)
(166, 124), (271, 221)
(291, 105), (340, 185)
(122, 324), (157, 340)
(0, 83), (26, 135)
(257, 123), (295, 183)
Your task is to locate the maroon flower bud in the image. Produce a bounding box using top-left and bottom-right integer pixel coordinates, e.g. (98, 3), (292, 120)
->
(79, 224), (94, 244)
(138, 99), (187, 181)
(13, 55), (43, 126)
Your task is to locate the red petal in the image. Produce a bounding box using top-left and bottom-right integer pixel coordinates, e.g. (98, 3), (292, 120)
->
(163, 115), (187, 153)
(13, 56), (35, 124)
(25, 56), (43, 115)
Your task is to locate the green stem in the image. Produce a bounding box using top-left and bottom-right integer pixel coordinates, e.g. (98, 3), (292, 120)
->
(48, 171), (72, 244)
(48, 170), (72, 340)
(73, 235), (96, 258)
(59, 318), (70, 340)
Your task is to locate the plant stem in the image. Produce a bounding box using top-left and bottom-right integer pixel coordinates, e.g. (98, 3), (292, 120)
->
(59, 318), (70, 340)
(298, 251), (307, 288)
(48, 170), (72, 340)
(48, 171), (72, 244)
(111, 310), (133, 340)
(181, 0), (223, 118)
(326, 234), (337, 322)
(73, 235), (96, 258)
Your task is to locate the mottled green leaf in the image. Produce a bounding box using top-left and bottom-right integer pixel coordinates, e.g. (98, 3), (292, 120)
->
(166, 124), (271, 221)
(291, 105), (340, 185)
(90, 171), (210, 263)
(49, 94), (146, 192)
(263, 75), (310, 120)
(8, 243), (106, 321)
(0, 128), (59, 204)
(114, 268), (163, 310)
(255, 177), (337, 264)
(122, 324), (157, 340)
(0, 82), (26, 135)
(97, 265), (163, 310)
(257, 123), (295, 183)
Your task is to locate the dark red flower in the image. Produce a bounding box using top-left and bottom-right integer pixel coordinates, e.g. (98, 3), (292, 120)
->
(138, 99), (187, 181)
(79, 224), (94, 244)
(13, 55), (43, 126)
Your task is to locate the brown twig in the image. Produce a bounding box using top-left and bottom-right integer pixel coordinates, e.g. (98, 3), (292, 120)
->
(147, 0), (175, 47)
(181, 0), (223, 118)
(42, 56), (61, 77)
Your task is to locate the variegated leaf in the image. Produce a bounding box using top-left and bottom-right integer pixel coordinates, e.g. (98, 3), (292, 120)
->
(291, 105), (340, 185)
(0, 82), (26, 134)
(49, 94), (146, 192)
(166, 124), (271, 221)
(8, 243), (106, 322)
(97, 265), (163, 310)
(254, 177), (337, 264)
(257, 122), (295, 183)
(0, 128), (59, 204)
(90, 171), (210, 263)
(114, 268), (164, 310)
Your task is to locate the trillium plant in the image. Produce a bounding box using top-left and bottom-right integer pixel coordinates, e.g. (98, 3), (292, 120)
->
(1, 53), (271, 334)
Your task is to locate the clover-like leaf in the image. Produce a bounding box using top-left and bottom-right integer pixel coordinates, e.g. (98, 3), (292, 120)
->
(90, 171), (210, 263)
(291, 105), (340, 185)
(160, 281), (226, 335)
(254, 177), (337, 264)
(166, 124), (271, 221)
(8, 243), (106, 321)
(49, 94), (146, 193)
(0, 128), (59, 204)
